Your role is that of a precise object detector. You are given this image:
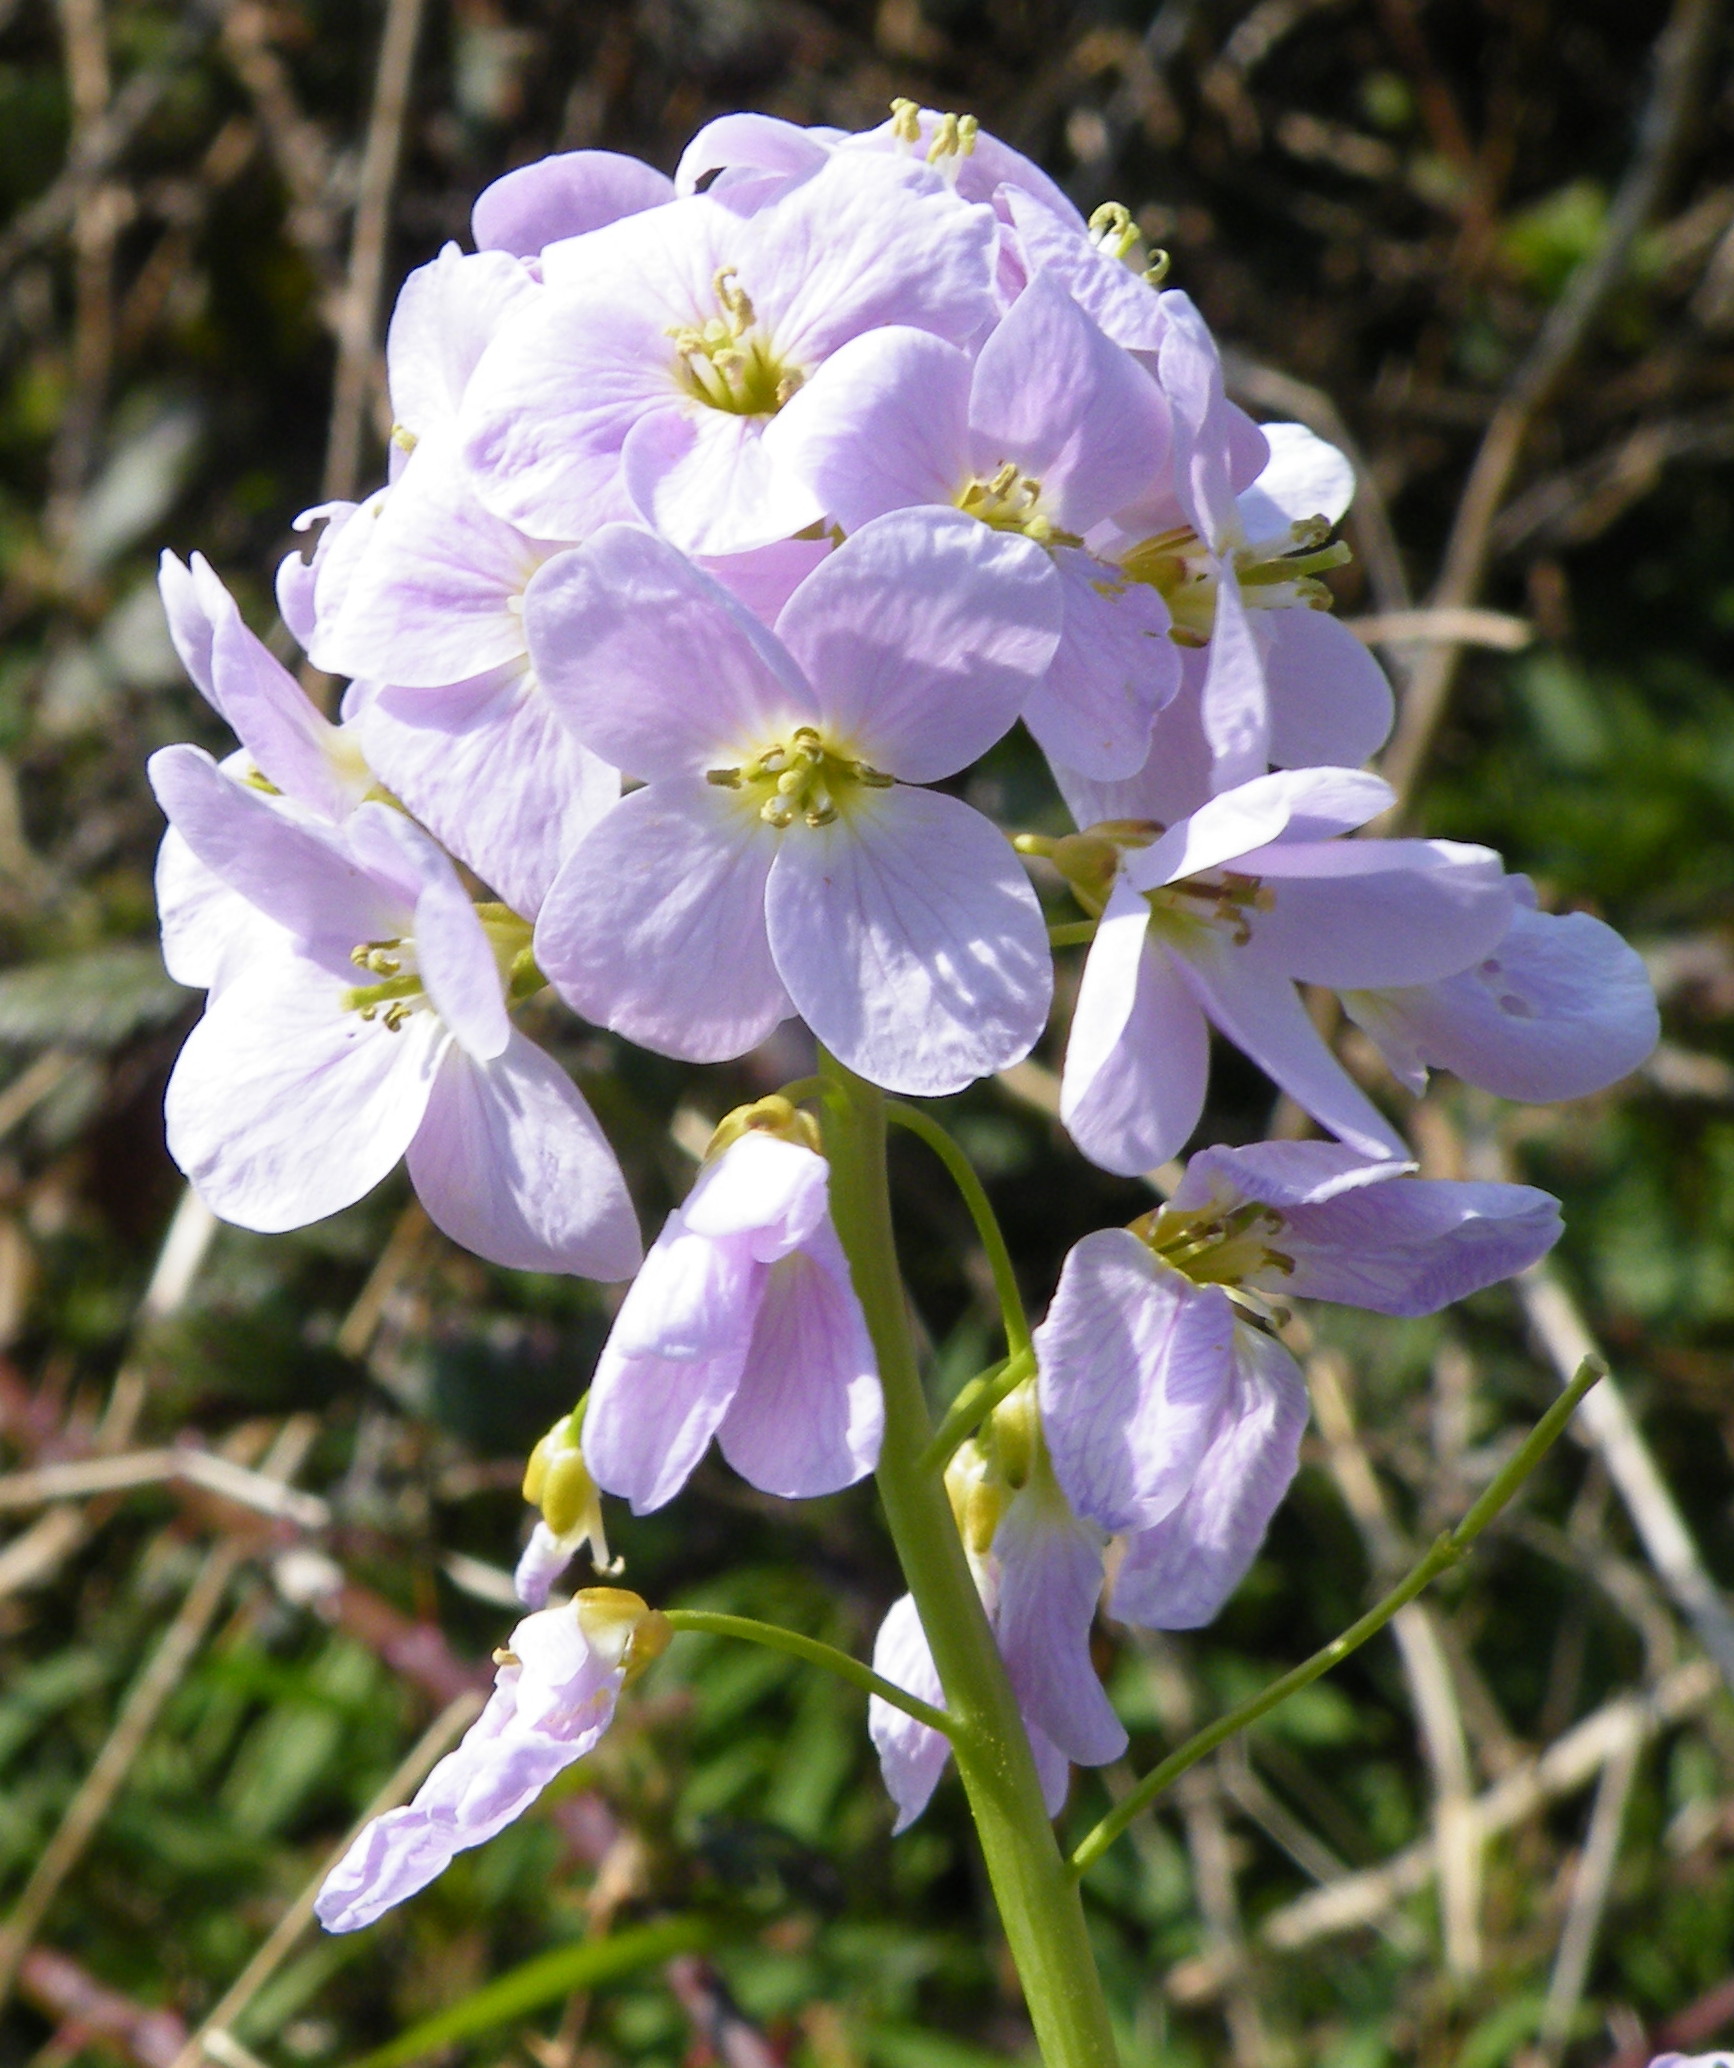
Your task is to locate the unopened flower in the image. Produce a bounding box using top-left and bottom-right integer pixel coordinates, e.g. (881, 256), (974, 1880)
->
(516, 1409), (614, 1608)
(151, 752), (640, 1278)
(1036, 1140), (1561, 1627)
(583, 1100), (881, 1511)
(527, 512), (1060, 1095)
(1044, 766), (1513, 1175)
(316, 1589), (668, 1932)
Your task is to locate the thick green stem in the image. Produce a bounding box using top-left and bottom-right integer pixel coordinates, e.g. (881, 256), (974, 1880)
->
(819, 1050), (1119, 2068)
(919, 1345), (1036, 1475)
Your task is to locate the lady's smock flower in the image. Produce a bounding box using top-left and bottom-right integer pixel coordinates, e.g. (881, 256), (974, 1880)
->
(526, 511), (1061, 1096)
(583, 1101), (881, 1511)
(1036, 1140), (1561, 1627)
(152, 751), (639, 1278)
(317, 1589), (668, 1931)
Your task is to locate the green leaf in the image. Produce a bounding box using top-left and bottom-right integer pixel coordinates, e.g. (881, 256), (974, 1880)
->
(349, 1914), (723, 2068)
(0, 943), (185, 1048)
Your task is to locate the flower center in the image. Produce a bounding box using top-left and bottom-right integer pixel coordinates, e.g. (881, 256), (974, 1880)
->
(343, 939), (425, 1031)
(1132, 1199), (1296, 1290)
(667, 269), (802, 418)
(1117, 519), (1354, 643)
(706, 724), (893, 830)
(1144, 868), (1274, 947)
(955, 461), (1083, 549)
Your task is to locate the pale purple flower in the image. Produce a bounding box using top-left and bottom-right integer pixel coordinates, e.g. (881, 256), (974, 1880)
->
(384, 242), (539, 460)
(317, 1589), (665, 1931)
(306, 428), (621, 917)
(1037, 1140), (1561, 1627)
(1342, 877), (1660, 1103)
(526, 511), (1061, 1096)
(1056, 766), (1514, 1175)
(460, 150), (999, 555)
(471, 149), (674, 258)
(868, 1470), (1126, 1830)
(151, 748), (639, 1278)
(583, 1127), (881, 1511)
(773, 272), (1178, 778)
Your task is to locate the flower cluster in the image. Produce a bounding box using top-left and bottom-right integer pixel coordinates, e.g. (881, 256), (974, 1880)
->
(150, 104), (1659, 1922)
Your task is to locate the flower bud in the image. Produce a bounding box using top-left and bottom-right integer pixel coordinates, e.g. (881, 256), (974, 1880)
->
(704, 1092), (822, 1161)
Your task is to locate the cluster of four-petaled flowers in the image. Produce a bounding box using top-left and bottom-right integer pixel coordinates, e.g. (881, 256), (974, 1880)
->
(138, 102), (1658, 1927)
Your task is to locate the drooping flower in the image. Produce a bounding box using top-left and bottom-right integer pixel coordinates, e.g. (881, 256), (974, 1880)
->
(582, 1099), (881, 1512)
(316, 1589), (668, 1932)
(526, 511), (1061, 1096)
(1036, 1139), (1562, 1628)
(460, 150), (1000, 556)
(151, 749), (640, 1278)
(1042, 766), (1513, 1175)
(869, 1379), (1126, 1829)
(772, 271), (1178, 778)
(1341, 877), (1660, 1103)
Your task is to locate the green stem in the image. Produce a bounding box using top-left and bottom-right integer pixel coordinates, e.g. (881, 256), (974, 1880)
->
(819, 1050), (1120, 2068)
(886, 1102), (1031, 1358)
(1048, 921), (1097, 949)
(663, 1610), (955, 1737)
(1070, 1355), (1606, 1877)
(774, 1075), (825, 1106)
(918, 1345), (1037, 1476)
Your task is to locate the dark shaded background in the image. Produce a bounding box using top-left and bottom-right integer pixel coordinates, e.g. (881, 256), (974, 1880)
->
(3, 2), (1734, 2065)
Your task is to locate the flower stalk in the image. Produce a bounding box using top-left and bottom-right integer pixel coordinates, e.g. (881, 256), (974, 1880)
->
(818, 1047), (1121, 2068)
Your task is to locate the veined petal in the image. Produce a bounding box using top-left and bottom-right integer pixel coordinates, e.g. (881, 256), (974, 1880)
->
(1198, 572), (1269, 792)
(358, 668), (619, 919)
(1156, 291), (1237, 545)
(612, 1214), (759, 1362)
(1124, 766), (1393, 890)
(525, 527), (816, 776)
(148, 745), (403, 948)
(583, 1331), (751, 1513)
(699, 536), (833, 623)
(1062, 905), (1211, 1178)
(166, 949), (442, 1230)
(993, 1493), (1125, 1766)
(406, 1032), (641, 1278)
(1176, 938), (1408, 1161)
(681, 1132), (829, 1258)
(774, 510), (1061, 782)
(766, 787), (1051, 1097)
(717, 1222), (882, 1497)
(156, 826), (287, 993)
(623, 406), (825, 557)
(967, 273), (1169, 533)
(1023, 550), (1177, 782)
(1236, 422), (1356, 543)
(1343, 899), (1660, 1104)
(472, 151), (674, 255)
(159, 549), (221, 700)
(868, 1596), (952, 1833)
(386, 245), (539, 437)
(536, 779), (791, 1064)
(1036, 1228), (1235, 1534)
(312, 431), (546, 687)
(1001, 187), (1169, 353)
(1241, 839), (1514, 989)
(1111, 1326), (1308, 1629)
(1265, 609), (1395, 771)
(763, 326), (971, 533)
(675, 113), (831, 198)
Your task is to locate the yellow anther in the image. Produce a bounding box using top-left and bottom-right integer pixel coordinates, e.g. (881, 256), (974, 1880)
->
(1143, 249), (1171, 285)
(1088, 201), (1139, 261)
(492, 1647), (521, 1668)
(390, 423), (419, 454)
(890, 97), (922, 144)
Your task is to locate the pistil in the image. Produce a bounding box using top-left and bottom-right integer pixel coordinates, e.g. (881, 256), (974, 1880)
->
(706, 725), (894, 830)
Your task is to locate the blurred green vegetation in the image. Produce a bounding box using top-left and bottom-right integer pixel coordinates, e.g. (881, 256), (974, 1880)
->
(2, 2), (1734, 2067)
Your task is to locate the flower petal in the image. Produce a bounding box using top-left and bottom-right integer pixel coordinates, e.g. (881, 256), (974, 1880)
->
(1035, 1229), (1235, 1535)
(525, 527), (816, 776)
(717, 1221), (882, 1496)
(166, 950), (442, 1230)
(1111, 1326), (1308, 1629)
(536, 779), (791, 1063)
(472, 151), (675, 255)
(1176, 938), (1409, 1161)
(1061, 887), (1210, 1176)
(584, 1330), (751, 1513)
(1264, 609), (1395, 770)
(993, 1494), (1125, 1766)
(406, 1032), (641, 1278)
(623, 405), (825, 557)
(681, 1132), (829, 1258)
(766, 786), (1051, 1097)
(1021, 550), (1177, 782)
(1000, 186), (1169, 352)
(774, 509), (1061, 782)
(1343, 898), (1660, 1103)
(386, 245), (540, 438)
(868, 1596), (953, 1834)
(1236, 422), (1356, 542)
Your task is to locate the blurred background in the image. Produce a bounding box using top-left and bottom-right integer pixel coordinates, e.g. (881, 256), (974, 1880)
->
(2, 1), (1733, 2064)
